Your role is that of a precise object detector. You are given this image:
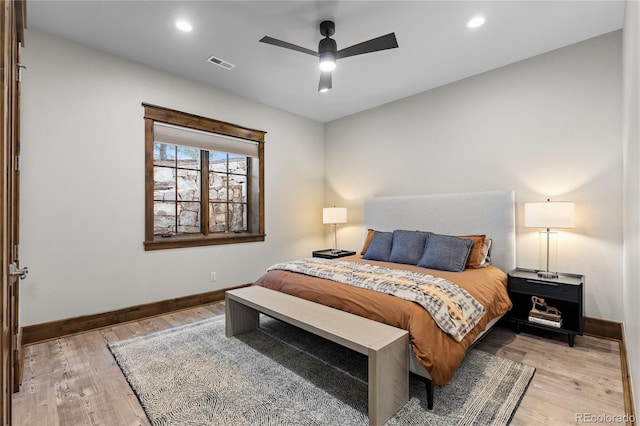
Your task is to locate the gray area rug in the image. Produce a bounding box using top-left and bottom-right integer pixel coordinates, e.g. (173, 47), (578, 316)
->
(108, 315), (534, 425)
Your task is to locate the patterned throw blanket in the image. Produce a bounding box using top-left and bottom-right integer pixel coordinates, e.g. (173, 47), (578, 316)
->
(267, 258), (486, 342)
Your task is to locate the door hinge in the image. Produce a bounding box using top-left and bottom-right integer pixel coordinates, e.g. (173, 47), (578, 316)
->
(17, 63), (26, 82)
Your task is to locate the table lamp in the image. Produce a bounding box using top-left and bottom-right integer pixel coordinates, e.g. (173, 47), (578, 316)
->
(524, 199), (575, 278)
(323, 207), (347, 253)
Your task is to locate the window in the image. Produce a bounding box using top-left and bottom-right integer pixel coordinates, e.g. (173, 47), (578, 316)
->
(143, 104), (265, 250)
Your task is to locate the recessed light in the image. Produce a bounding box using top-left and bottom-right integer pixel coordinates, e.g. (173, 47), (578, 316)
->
(467, 16), (485, 29)
(176, 20), (193, 32)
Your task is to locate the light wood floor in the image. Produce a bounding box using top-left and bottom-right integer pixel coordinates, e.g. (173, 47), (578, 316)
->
(12, 301), (627, 425)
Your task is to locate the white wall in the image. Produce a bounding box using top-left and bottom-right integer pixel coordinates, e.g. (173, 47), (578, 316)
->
(325, 31), (623, 321)
(19, 30), (325, 326)
(623, 0), (640, 415)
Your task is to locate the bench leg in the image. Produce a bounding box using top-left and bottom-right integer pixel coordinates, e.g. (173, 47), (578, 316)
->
(367, 335), (409, 426)
(225, 294), (259, 337)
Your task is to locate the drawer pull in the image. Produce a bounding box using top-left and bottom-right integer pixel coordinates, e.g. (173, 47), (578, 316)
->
(526, 279), (558, 286)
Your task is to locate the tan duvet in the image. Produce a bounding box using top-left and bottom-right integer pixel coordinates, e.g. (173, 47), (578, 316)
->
(254, 254), (512, 387)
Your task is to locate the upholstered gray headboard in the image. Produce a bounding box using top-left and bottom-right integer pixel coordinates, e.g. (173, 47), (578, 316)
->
(363, 190), (516, 273)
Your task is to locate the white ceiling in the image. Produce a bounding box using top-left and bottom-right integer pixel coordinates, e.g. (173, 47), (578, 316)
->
(26, 1), (625, 123)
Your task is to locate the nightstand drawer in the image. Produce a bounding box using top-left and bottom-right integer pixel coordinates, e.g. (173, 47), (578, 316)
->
(509, 277), (581, 302)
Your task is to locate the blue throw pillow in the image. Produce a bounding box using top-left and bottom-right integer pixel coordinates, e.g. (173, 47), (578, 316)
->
(362, 231), (393, 261)
(417, 233), (473, 272)
(389, 230), (429, 265)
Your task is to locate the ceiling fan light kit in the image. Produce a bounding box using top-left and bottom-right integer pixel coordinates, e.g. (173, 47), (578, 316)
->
(318, 45), (337, 72)
(260, 20), (398, 92)
(318, 54), (336, 72)
(318, 21), (337, 72)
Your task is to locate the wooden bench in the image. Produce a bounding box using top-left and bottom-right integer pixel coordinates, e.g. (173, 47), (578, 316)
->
(225, 286), (409, 426)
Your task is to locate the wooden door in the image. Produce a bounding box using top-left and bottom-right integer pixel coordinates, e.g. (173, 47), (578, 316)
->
(1, 1), (26, 424)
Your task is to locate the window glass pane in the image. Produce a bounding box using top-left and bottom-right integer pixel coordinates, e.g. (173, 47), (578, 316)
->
(154, 143), (176, 167)
(177, 169), (200, 201)
(228, 174), (247, 202)
(229, 203), (247, 232)
(209, 151), (227, 172)
(228, 153), (247, 175)
(153, 167), (176, 201)
(177, 146), (200, 170)
(154, 202), (175, 235)
(209, 203), (227, 232)
(177, 202), (200, 233)
(209, 173), (227, 201)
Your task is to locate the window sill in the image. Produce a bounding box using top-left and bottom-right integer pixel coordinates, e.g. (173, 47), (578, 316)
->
(144, 232), (266, 251)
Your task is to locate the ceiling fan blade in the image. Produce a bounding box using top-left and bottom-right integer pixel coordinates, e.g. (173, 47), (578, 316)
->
(259, 36), (318, 57)
(318, 71), (332, 92)
(336, 33), (398, 60)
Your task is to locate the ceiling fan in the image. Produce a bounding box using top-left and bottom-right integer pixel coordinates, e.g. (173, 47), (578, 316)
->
(260, 20), (398, 93)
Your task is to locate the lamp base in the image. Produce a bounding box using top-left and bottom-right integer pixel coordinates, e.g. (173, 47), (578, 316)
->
(536, 270), (559, 279)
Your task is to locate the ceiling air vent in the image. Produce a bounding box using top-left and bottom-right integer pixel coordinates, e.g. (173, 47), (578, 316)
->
(207, 55), (235, 70)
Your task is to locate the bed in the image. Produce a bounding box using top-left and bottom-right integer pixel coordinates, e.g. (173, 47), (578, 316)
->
(254, 190), (515, 405)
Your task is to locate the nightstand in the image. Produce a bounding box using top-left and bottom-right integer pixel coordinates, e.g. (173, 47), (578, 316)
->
(312, 249), (356, 259)
(508, 268), (584, 347)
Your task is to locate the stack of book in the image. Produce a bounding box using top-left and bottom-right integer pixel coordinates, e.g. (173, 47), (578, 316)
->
(529, 309), (562, 328)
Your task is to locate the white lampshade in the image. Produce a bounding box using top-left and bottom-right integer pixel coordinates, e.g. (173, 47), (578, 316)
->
(524, 201), (575, 229)
(323, 207), (347, 224)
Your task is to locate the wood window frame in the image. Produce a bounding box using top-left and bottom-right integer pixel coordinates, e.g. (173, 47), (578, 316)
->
(143, 103), (266, 251)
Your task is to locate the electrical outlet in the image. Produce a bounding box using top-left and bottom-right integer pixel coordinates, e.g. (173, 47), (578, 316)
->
(210, 272), (217, 282)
